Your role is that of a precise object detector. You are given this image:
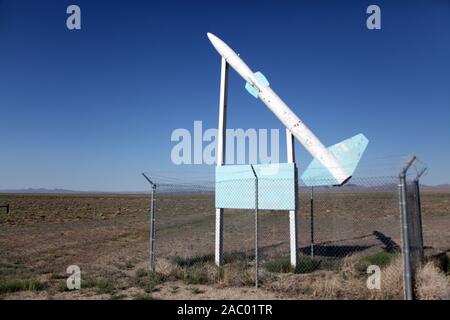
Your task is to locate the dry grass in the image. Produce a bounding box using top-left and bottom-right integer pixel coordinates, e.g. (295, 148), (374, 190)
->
(267, 255), (450, 300)
(415, 262), (450, 300)
(136, 255), (450, 300)
(266, 255), (406, 300)
(308, 256), (364, 299)
(157, 257), (255, 287)
(221, 262), (266, 287)
(369, 257), (404, 299)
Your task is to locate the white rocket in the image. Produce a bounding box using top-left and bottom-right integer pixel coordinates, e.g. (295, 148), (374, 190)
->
(207, 33), (368, 186)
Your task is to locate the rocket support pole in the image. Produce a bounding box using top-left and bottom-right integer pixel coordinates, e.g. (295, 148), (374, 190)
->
(286, 130), (298, 268)
(215, 57), (228, 267)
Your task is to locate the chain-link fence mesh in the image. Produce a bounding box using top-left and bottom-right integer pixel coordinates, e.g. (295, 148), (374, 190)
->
(295, 177), (402, 273)
(146, 175), (419, 298)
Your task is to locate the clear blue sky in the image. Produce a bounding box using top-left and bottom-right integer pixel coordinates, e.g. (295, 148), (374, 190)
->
(0, 0), (449, 191)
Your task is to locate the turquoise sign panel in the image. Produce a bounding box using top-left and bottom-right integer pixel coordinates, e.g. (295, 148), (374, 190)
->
(301, 133), (369, 186)
(215, 163), (296, 210)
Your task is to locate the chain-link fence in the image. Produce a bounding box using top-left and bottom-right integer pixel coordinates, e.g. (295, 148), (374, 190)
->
(143, 173), (432, 299)
(296, 177), (402, 271)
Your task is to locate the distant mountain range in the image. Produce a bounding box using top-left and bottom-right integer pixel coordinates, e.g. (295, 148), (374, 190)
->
(420, 184), (450, 192)
(1, 184), (449, 194)
(0, 188), (148, 194)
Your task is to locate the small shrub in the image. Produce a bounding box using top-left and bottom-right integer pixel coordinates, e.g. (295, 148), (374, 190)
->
(265, 256), (321, 274)
(183, 267), (209, 285)
(222, 264), (255, 287)
(96, 280), (115, 294)
(356, 251), (397, 274)
(296, 257), (321, 273)
(168, 267), (184, 280)
(415, 262), (450, 300)
(212, 266), (225, 283)
(146, 271), (165, 285)
(130, 270), (166, 293)
(135, 268), (148, 278)
(82, 278), (100, 289)
(365, 251), (396, 267)
(56, 283), (71, 292)
(0, 279), (45, 294)
(168, 255), (220, 285)
(265, 257), (292, 273)
(71, 277), (115, 294)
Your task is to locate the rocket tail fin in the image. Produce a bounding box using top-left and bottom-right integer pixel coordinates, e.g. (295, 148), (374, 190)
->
(301, 133), (369, 186)
(245, 71), (270, 98)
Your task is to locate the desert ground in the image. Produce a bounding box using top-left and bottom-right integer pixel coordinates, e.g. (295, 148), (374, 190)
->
(0, 190), (449, 300)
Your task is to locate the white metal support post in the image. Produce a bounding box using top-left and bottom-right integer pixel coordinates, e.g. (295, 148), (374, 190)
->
(215, 57), (228, 267)
(286, 129), (298, 268)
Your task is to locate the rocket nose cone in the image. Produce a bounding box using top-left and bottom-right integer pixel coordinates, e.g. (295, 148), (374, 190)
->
(206, 32), (221, 49)
(206, 32), (236, 59)
(206, 32), (215, 41)
(207, 32), (220, 44)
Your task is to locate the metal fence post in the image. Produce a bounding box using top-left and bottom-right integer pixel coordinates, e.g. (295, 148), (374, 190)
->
(142, 173), (157, 272)
(250, 165), (259, 288)
(413, 168), (426, 262)
(149, 184), (157, 272)
(399, 156), (416, 300)
(310, 186), (314, 258)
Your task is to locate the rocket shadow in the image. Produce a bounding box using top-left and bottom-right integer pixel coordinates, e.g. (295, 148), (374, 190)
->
(297, 230), (401, 258)
(372, 230), (401, 253)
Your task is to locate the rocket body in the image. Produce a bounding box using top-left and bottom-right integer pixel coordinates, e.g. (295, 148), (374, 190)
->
(207, 33), (350, 185)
